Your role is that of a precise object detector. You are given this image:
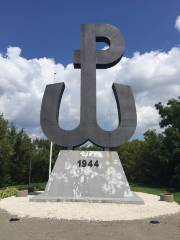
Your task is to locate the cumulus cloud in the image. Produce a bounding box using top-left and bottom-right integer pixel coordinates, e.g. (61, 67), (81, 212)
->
(175, 15), (180, 32)
(0, 46), (180, 140)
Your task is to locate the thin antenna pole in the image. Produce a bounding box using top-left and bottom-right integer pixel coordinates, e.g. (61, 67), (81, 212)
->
(49, 141), (53, 179)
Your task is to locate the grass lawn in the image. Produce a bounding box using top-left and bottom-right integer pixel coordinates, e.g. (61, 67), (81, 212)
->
(130, 183), (180, 204)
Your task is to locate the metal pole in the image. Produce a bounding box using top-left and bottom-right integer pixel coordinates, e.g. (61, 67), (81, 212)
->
(28, 158), (32, 186)
(28, 138), (34, 186)
(49, 141), (53, 179)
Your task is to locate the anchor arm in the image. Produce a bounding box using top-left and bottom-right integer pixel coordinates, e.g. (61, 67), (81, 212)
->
(40, 83), (87, 147)
(89, 83), (137, 148)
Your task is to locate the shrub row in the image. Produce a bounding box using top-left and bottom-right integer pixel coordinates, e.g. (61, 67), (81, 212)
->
(0, 182), (46, 199)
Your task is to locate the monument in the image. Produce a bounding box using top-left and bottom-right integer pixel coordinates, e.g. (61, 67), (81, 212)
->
(30, 24), (144, 204)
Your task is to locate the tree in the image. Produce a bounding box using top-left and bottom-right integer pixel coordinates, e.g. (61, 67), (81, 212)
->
(155, 97), (180, 188)
(118, 140), (144, 182)
(9, 129), (35, 185)
(139, 130), (167, 185)
(155, 97), (180, 130)
(32, 139), (62, 182)
(118, 96), (180, 188)
(32, 139), (50, 182)
(0, 115), (14, 186)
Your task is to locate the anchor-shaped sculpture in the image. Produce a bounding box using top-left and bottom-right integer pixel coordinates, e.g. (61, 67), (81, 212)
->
(40, 24), (137, 148)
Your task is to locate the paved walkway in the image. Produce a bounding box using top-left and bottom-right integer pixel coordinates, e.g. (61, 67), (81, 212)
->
(0, 209), (180, 240)
(1, 193), (180, 220)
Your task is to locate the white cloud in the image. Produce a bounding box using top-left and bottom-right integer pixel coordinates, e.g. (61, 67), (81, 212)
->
(175, 15), (180, 32)
(0, 46), (180, 140)
(96, 48), (180, 137)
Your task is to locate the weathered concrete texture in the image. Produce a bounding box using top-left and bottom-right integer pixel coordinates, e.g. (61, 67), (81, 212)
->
(30, 151), (144, 204)
(40, 24), (137, 148)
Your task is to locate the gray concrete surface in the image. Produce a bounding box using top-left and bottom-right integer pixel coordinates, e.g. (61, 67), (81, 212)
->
(0, 209), (180, 240)
(30, 150), (143, 204)
(40, 24), (137, 148)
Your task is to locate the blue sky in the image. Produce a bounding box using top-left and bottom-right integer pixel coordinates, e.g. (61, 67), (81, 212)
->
(0, 0), (179, 139)
(0, 0), (179, 64)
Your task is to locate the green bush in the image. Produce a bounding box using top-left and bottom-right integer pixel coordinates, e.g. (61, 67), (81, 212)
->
(26, 182), (46, 192)
(0, 187), (17, 199)
(14, 182), (46, 192)
(0, 182), (46, 199)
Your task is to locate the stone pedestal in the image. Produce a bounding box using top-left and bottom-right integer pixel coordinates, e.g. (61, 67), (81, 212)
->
(16, 190), (28, 197)
(30, 150), (144, 204)
(160, 193), (174, 202)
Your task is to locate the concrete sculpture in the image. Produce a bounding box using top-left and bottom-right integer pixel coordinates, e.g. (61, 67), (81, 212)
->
(40, 24), (137, 148)
(31, 24), (143, 204)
